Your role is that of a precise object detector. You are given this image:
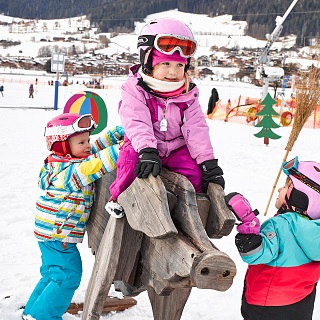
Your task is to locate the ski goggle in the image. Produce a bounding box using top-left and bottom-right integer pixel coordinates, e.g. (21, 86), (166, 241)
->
(282, 156), (299, 176)
(45, 114), (97, 137)
(138, 34), (197, 58)
(282, 157), (320, 194)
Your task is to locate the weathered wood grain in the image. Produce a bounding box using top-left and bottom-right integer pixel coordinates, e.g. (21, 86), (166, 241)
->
(160, 168), (216, 251)
(148, 287), (192, 320)
(82, 217), (125, 320)
(84, 169), (237, 320)
(191, 250), (237, 291)
(67, 296), (137, 315)
(205, 183), (236, 238)
(118, 174), (178, 239)
(196, 193), (211, 227)
(86, 171), (116, 254)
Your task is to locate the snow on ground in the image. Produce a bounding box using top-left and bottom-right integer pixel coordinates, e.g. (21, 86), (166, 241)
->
(0, 72), (320, 319)
(0, 8), (319, 320)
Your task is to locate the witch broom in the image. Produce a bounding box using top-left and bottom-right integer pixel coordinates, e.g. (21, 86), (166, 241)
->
(264, 65), (320, 215)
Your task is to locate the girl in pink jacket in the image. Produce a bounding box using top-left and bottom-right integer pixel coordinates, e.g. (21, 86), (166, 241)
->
(106, 18), (225, 217)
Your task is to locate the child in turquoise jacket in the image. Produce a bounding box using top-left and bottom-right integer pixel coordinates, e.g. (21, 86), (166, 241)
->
(226, 157), (320, 320)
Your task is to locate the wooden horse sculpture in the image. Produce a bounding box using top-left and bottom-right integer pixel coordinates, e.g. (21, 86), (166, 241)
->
(83, 168), (237, 320)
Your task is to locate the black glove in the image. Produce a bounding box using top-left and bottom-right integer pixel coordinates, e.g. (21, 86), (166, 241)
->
(134, 147), (162, 179)
(200, 159), (225, 192)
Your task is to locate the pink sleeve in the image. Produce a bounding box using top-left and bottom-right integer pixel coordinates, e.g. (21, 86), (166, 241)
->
(119, 82), (157, 153)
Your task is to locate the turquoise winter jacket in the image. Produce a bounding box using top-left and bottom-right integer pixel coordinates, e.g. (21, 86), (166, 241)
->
(238, 212), (320, 306)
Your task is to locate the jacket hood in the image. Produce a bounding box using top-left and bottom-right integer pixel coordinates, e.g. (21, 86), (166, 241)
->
(38, 162), (53, 190)
(284, 212), (320, 261)
(38, 156), (80, 190)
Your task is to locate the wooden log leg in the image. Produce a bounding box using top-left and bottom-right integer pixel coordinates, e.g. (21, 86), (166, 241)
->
(82, 217), (126, 320)
(87, 171), (116, 255)
(160, 168), (214, 251)
(205, 183), (235, 238)
(148, 287), (192, 320)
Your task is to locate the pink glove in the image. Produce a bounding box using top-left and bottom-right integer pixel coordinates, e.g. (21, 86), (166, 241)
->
(225, 192), (260, 235)
(236, 219), (260, 235)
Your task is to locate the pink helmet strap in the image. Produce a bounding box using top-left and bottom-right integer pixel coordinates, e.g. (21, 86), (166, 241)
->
(62, 141), (68, 156)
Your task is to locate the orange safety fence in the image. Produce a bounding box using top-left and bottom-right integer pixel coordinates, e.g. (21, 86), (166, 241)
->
(207, 96), (320, 129)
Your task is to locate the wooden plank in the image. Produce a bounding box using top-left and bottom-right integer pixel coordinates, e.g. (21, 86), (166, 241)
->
(160, 168), (214, 252)
(148, 287), (192, 320)
(87, 171), (116, 254)
(67, 297), (137, 315)
(82, 217), (125, 320)
(138, 231), (200, 295)
(196, 193), (210, 227)
(113, 220), (144, 292)
(205, 183), (236, 238)
(118, 175), (178, 239)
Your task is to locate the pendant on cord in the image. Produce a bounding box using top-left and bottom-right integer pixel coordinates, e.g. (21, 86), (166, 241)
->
(160, 118), (167, 131)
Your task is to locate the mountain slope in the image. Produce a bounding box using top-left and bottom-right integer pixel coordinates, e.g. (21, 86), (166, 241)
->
(0, 0), (319, 42)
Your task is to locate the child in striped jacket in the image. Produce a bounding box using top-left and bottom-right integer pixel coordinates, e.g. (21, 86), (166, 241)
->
(22, 113), (124, 320)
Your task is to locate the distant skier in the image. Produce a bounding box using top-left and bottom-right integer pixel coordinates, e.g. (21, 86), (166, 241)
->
(0, 84), (3, 97)
(29, 84), (34, 98)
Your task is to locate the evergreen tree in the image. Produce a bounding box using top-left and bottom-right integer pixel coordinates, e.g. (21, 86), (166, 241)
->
(254, 93), (281, 146)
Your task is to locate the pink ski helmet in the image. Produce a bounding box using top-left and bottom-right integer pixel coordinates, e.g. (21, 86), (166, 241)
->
(282, 157), (320, 219)
(137, 18), (197, 74)
(45, 113), (96, 156)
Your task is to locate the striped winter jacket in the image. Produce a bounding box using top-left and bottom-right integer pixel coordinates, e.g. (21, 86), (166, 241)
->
(236, 212), (320, 306)
(34, 126), (123, 244)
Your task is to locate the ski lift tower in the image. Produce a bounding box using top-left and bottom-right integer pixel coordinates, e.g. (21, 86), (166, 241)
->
(256, 0), (299, 99)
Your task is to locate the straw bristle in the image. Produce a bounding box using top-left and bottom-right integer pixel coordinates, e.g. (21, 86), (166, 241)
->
(286, 65), (320, 151)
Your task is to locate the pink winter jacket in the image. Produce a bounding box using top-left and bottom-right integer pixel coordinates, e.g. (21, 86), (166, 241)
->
(119, 65), (214, 165)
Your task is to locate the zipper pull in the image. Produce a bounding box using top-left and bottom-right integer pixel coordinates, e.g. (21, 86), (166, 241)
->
(160, 118), (167, 131)
(160, 106), (167, 131)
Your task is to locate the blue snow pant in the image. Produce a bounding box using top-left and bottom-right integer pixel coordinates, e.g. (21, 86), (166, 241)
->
(23, 241), (82, 320)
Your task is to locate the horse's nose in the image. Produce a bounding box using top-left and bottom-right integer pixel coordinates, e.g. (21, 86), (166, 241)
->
(190, 250), (236, 292)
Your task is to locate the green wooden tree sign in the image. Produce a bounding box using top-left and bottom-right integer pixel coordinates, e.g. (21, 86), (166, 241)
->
(254, 92), (281, 146)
